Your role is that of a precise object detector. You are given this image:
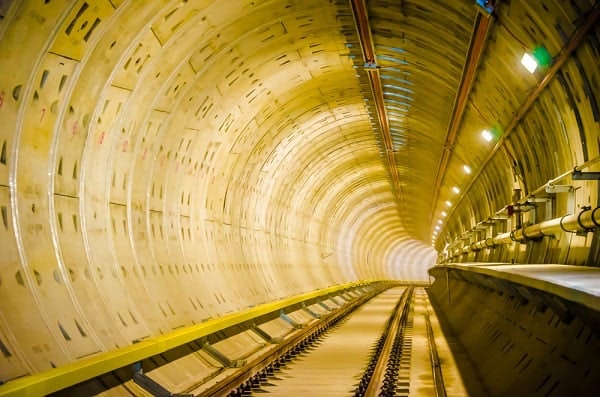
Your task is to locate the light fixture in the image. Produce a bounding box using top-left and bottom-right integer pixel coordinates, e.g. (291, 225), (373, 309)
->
(435, 225), (440, 230)
(463, 165), (472, 174)
(481, 129), (493, 142)
(445, 200), (452, 207)
(521, 46), (552, 74)
(521, 53), (538, 73)
(437, 219), (443, 224)
(452, 186), (460, 194)
(441, 211), (447, 217)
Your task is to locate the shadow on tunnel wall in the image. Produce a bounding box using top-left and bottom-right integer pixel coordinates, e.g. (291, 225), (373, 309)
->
(428, 274), (600, 397)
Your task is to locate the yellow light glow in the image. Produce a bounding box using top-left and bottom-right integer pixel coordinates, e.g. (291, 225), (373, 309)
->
(521, 53), (537, 73)
(463, 165), (472, 174)
(452, 186), (460, 194)
(445, 201), (452, 207)
(481, 129), (493, 142)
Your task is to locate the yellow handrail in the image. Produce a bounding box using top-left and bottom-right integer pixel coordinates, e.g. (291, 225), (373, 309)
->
(0, 281), (376, 396)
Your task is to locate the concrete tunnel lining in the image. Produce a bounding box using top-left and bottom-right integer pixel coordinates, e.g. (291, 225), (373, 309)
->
(0, 0), (437, 378)
(0, 0), (599, 394)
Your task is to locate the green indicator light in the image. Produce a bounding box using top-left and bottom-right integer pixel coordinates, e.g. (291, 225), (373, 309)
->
(532, 45), (552, 68)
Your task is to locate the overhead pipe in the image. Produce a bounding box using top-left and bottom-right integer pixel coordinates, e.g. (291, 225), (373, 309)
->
(444, 206), (600, 259)
(441, 154), (600, 258)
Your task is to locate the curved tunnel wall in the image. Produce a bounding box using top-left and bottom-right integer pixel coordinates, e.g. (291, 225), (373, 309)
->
(436, 1), (600, 266)
(0, 0), (436, 380)
(0, 0), (597, 385)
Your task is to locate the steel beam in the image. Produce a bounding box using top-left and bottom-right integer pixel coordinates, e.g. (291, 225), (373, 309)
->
(430, 11), (493, 223)
(350, 0), (402, 199)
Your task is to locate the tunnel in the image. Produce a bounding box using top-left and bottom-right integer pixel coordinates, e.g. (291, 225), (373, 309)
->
(0, 0), (599, 396)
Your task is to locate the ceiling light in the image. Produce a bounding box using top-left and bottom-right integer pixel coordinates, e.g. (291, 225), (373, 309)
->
(445, 201), (452, 207)
(452, 186), (460, 194)
(435, 225), (440, 230)
(521, 53), (538, 73)
(437, 219), (443, 224)
(441, 211), (447, 217)
(463, 165), (472, 174)
(481, 129), (493, 142)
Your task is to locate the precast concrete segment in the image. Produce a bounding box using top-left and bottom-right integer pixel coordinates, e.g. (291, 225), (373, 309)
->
(248, 288), (406, 396)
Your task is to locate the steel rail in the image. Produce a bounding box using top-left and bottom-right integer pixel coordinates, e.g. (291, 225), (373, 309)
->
(200, 285), (392, 397)
(363, 286), (414, 396)
(0, 281), (379, 397)
(425, 309), (447, 397)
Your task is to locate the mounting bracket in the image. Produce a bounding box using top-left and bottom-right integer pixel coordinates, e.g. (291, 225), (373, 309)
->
(546, 184), (576, 214)
(572, 169), (600, 180)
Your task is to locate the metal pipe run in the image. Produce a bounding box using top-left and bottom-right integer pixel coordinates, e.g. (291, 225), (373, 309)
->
(444, 206), (600, 259)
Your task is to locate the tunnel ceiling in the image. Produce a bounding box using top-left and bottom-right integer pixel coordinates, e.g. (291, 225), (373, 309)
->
(0, 0), (597, 295)
(358, 0), (477, 239)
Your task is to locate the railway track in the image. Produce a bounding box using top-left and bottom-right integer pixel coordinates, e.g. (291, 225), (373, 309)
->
(212, 286), (447, 396)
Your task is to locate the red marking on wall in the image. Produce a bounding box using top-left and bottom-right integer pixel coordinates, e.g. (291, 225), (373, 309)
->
(122, 140), (128, 152)
(98, 131), (105, 144)
(40, 108), (46, 122)
(71, 122), (78, 137)
(0, 91), (4, 108)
